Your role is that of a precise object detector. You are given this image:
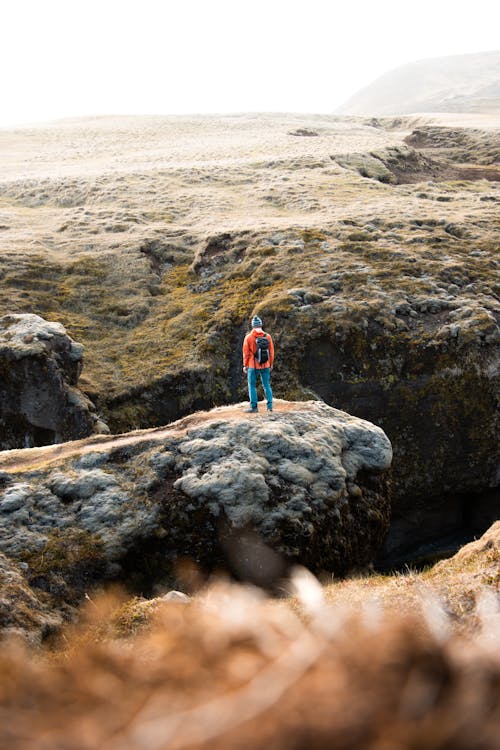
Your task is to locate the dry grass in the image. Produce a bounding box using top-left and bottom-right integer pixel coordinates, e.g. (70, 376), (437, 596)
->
(321, 522), (500, 636)
(0, 554), (499, 750)
(0, 524), (498, 748)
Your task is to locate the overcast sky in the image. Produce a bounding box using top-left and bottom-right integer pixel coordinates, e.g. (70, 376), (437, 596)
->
(2, 0), (499, 126)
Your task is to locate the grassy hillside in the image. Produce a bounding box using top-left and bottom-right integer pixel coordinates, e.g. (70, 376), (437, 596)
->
(1, 114), (498, 402)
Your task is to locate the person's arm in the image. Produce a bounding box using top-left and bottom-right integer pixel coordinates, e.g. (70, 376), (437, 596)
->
(242, 335), (250, 372)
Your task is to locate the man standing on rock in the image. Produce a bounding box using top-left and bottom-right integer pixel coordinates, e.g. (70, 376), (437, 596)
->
(243, 316), (274, 413)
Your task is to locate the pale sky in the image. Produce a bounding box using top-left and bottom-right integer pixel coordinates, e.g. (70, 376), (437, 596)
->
(1, 0), (499, 127)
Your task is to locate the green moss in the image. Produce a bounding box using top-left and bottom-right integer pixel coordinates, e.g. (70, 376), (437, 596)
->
(66, 257), (107, 279)
(23, 528), (104, 579)
(350, 231), (378, 242)
(300, 228), (327, 243)
(110, 596), (160, 636)
(105, 400), (153, 432)
(254, 291), (294, 319)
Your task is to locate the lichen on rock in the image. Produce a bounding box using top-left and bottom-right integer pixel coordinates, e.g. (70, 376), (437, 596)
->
(163, 403), (392, 573)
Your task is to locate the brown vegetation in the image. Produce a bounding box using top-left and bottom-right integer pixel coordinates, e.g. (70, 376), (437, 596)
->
(0, 549), (499, 750)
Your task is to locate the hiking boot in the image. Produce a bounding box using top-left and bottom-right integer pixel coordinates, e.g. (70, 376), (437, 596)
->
(244, 407), (258, 413)
(267, 407), (273, 412)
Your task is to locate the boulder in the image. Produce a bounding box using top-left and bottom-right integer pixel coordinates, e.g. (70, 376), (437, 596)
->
(0, 314), (107, 450)
(0, 401), (391, 637)
(161, 401), (392, 575)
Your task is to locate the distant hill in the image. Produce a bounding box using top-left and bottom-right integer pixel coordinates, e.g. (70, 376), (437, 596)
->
(337, 50), (500, 115)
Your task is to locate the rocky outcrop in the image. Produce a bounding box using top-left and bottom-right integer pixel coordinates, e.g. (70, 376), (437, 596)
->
(77, 213), (498, 566)
(0, 401), (392, 639)
(0, 314), (108, 450)
(335, 145), (446, 185)
(158, 401), (392, 575)
(301, 330), (497, 558)
(95, 219), (498, 565)
(335, 135), (500, 185)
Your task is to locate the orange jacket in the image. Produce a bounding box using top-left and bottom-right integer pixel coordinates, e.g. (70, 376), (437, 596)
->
(243, 328), (274, 369)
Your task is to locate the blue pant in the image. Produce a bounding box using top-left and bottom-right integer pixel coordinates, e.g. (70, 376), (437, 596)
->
(248, 367), (273, 409)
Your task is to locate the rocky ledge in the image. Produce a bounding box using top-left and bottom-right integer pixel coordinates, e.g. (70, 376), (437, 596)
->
(0, 314), (109, 450)
(0, 400), (392, 642)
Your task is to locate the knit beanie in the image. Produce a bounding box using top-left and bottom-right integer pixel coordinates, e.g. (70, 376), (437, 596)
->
(251, 316), (263, 328)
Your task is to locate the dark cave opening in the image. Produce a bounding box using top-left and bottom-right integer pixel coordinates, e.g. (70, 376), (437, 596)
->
(377, 486), (500, 571)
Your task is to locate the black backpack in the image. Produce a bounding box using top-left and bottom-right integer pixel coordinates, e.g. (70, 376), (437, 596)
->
(255, 334), (270, 364)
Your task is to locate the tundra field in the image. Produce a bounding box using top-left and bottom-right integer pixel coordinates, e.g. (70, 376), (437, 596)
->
(0, 112), (498, 402)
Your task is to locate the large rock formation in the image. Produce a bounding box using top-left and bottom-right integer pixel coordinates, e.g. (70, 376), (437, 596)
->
(0, 401), (392, 640)
(93, 221), (499, 565)
(0, 314), (108, 450)
(138, 221), (497, 564)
